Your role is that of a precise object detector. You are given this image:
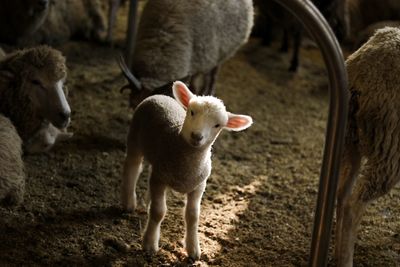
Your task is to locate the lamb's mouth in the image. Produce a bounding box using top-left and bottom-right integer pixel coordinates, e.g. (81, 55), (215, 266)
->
(190, 140), (202, 147)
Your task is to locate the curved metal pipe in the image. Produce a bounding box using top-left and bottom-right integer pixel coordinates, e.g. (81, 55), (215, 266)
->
(272, 0), (349, 266)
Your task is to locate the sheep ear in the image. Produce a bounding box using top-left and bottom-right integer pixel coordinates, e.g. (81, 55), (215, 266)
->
(172, 81), (193, 109)
(224, 112), (253, 132)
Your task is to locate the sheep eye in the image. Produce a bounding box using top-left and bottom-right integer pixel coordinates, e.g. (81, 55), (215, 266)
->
(214, 124), (220, 128)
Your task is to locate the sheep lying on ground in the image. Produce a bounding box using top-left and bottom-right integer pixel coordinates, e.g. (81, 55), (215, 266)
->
(120, 0), (253, 108)
(121, 81), (253, 259)
(0, 0), (49, 44)
(18, 0), (107, 45)
(336, 27), (400, 267)
(0, 45), (72, 153)
(0, 114), (25, 207)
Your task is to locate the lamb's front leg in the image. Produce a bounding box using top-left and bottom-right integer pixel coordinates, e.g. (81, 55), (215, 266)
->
(142, 177), (167, 253)
(185, 181), (206, 260)
(121, 150), (143, 212)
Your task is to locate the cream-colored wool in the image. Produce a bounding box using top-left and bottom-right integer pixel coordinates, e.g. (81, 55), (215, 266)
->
(130, 0), (253, 93)
(0, 114), (25, 207)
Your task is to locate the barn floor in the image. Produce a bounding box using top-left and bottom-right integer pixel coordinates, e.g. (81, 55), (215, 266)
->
(1, 6), (400, 267)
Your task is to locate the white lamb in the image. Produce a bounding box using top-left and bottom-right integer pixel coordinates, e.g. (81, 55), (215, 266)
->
(121, 81), (253, 259)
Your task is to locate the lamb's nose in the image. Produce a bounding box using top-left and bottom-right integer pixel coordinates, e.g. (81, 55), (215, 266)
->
(191, 132), (203, 142)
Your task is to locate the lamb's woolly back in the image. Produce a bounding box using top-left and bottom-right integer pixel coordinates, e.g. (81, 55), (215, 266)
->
(0, 114), (25, 206)
(132, 0), (253, 89)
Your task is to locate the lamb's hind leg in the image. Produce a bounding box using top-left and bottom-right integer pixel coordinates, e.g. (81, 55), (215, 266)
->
(335, 144), (361, 264)
(121, 147), (143, 212)
(337, 161), (398, 267)
(142, 176), (167, 253)
(185, 181), (206, 260)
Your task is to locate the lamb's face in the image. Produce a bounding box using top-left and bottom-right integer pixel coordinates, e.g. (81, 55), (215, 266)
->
(25, 70), (71, 129)
(181, 97), (228, 148)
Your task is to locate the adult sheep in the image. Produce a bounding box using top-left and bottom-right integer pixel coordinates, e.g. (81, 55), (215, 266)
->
(18, 0), (107, 46)
(120, 0), (254, 108)
(0, 114), (25, 207)
(336, 27), (400, 267)
(0, 45), (72, 153)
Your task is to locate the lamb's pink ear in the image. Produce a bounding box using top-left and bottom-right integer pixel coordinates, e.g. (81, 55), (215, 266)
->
(224, 112), (253, 132)
(172, 81), (194, 109)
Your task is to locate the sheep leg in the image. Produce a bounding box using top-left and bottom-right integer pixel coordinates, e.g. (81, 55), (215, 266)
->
(184, 181), (206, 260)
(280, 29), (289, 52)
(121, 148), (143, 212)
(261, 16), (273, 46)
(288, 28), (302, 72)
(107, 0), (122, 43)
(337, 161), (398, 267)
(142, 177), (167, 253)
(335, 144), (361, 263)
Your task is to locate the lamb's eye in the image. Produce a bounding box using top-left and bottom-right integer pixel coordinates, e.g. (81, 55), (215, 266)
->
(191, 110), (194, 116)
(214, 124), (220, 128)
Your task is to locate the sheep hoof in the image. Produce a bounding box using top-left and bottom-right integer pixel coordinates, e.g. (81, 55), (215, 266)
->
(187, 245), (201, 260)
(121, 192), (137, 212)
(142, 242), (158, 255)
(122, 201), (136, 213)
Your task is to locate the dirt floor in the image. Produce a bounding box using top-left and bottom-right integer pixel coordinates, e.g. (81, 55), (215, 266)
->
(1, 5), (400, 267)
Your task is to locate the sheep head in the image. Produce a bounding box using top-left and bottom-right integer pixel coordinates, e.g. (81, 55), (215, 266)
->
(0, 0), (50, 39)
(4, 46), (71, 129)
(172, 81), (253, 148)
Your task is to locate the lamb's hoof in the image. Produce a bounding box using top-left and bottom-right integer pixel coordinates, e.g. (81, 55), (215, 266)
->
(142, 242), (158, 255)
(187, 245), (201, 260)
(121, 193), (137, 212)
(122, 202), (136, 213)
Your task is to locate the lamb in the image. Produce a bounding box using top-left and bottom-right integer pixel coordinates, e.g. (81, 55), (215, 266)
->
(0, 0), (49, 44)
(119, 0), (253, 108)
(0, 45), (72, 153)
(0, 114), (25, 207)
(335, 27), (400, 267)
(121, 81), (253, 259)
(18, 0), (107, 46)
